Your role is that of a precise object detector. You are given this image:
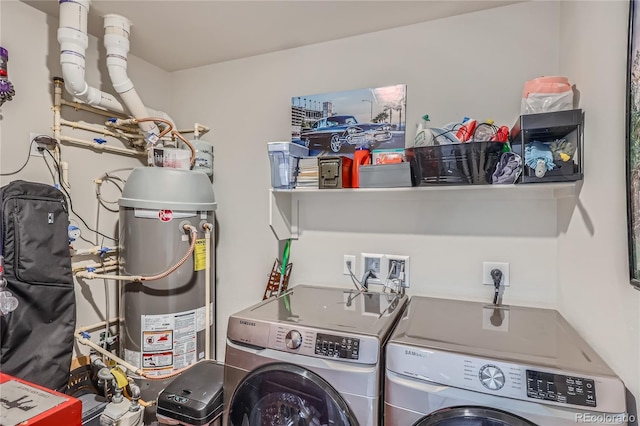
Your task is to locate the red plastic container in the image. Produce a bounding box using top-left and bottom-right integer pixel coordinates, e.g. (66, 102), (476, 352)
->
(0, 373), (82, 426)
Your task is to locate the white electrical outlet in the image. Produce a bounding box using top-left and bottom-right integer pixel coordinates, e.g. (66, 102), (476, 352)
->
(385, 254), (410, 288)
(483, 262), (510, 286)
(360, 253), (384, 285)
(29, 132), (43, 157)
(343, 255), (356, 275)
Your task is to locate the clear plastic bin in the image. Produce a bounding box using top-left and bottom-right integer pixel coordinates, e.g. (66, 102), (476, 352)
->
(268, 142), (309, 189)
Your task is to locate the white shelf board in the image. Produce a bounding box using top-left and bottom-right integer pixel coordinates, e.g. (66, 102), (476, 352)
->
(269, 182), (579, 240)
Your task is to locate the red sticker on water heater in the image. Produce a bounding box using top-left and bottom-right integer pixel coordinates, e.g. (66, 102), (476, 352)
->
(158, 210), (173, 222)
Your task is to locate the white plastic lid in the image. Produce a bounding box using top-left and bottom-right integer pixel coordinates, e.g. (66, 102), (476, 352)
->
(267, 141), (309, 157)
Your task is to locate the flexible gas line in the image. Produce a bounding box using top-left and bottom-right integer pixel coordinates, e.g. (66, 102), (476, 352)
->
(75, 225), (198, 282)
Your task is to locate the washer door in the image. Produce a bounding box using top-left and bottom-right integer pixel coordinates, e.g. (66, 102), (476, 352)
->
(413, 406), (538, 426)
(227, 363), (359, 426)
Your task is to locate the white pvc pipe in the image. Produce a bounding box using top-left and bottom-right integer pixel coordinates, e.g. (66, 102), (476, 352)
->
(59, 135), (145, 157)
(103, 14), (160, 142)
(60, 118), (142, 140)
(57, 0), (125, 112)
(71, 246), (117, 257)
(61, 98), (128, 119)
(72, 261), (118, 273)
(57, 2), (173, 145)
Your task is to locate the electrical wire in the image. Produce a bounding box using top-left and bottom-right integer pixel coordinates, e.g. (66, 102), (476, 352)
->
(41, 150), (57, 183)
(94, 169), (129, 213)
(42, 149), (117, 242)
(383, 261), (397, 293)
(0, 137), (38, 176)
(346, 261), (366, 292)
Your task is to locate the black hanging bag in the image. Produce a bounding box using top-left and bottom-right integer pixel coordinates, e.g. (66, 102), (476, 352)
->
(0, 180), (76, 391)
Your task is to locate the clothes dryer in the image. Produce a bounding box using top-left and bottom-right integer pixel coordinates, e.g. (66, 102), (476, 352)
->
(384, 296), (629, 425)
(224, 285), (407, 426)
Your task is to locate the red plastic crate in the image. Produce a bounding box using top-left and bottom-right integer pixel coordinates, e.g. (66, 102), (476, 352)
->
(0, 373), (81, 426)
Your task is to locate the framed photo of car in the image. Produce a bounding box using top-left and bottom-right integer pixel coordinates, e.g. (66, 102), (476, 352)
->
(291, 84), (407, 156)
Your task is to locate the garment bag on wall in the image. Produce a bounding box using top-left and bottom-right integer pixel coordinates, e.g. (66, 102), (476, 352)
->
(0, 180), (76, 391)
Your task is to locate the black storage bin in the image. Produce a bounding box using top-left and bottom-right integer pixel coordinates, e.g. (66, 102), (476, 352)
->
(510, 109), (584, 183)
(156, 360), (224, 426)
(406, 141), (505, 185)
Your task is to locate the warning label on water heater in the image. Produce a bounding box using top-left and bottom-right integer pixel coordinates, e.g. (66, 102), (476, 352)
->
(141, 308), (201, 375)
(194, 239), (206, 271)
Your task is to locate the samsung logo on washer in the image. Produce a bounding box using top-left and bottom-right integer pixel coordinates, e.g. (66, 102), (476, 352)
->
(405, 349), (427, 358)
(240, 320), (256, 327)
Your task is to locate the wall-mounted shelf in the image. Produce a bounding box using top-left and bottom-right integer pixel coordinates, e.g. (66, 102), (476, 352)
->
(269, 182), (579, 240)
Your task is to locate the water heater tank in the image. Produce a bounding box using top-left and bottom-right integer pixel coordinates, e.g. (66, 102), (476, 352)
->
(118, 167), (216, 396)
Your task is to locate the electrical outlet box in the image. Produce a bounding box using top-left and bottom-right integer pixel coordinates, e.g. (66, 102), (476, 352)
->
(343, 255), (356, 275)
(361, 253), (384, 285)
(483, 262), (510, 286)
(29, 132), (43, 157)
(385, 254), (410, 288)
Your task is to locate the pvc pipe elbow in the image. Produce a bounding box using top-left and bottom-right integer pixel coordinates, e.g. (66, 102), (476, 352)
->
(60, 63), (89, 96)
(106, 63), (134, 94)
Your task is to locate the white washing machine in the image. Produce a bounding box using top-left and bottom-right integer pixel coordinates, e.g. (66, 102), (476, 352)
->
(223, 284), (407, 426)
(384, 296), (629, 425)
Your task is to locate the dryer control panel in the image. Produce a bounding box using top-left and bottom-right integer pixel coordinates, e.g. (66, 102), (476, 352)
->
(315, 333), (360, 360)
(526, 370), (596, 407)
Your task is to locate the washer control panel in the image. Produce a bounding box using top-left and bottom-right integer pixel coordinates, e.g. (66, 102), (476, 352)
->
(315, 333), (360, 360)
(386, 343), (625, 412)
(526, 370), (596, 407)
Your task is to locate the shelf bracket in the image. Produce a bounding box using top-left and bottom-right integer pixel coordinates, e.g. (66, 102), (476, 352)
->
(269, 190), (299, 240)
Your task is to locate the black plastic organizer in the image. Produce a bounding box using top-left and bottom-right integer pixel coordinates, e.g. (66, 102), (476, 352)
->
(406, 141), (505, 185)
(510, 109), (584, 183)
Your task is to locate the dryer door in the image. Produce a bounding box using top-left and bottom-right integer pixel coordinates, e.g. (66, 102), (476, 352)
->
(413, 406), (537, 426)
(227, 362), (359, 426)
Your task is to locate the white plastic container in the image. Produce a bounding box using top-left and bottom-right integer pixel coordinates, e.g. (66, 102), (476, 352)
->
(268, 142), (309, 189)
(152, 147), (191, 170)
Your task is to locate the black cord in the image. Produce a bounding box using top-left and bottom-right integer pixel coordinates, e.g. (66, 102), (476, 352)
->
(43, 149), (118, 242)
(0, 137), (37, 176)
(41, 150), (57, 182)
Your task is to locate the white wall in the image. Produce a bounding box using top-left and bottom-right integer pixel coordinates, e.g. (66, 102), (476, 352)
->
(170, 0), (640, 411)
(557, 0), (640, 413)
(170, 1), (562, 354)
(0, 0), (172, 349)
